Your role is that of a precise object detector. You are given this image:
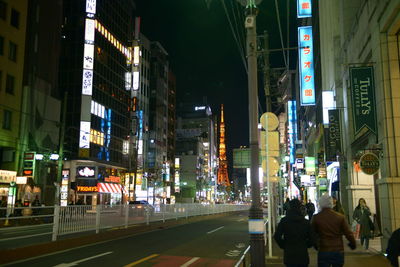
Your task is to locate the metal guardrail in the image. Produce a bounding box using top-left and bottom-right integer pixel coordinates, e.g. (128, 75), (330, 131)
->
(0, 204), (249, 243)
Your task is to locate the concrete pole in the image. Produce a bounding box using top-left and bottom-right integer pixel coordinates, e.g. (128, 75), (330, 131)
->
(245, 2), (265, 266)
(55, 92), (68, 205)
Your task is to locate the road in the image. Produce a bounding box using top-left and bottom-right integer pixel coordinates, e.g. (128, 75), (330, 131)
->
(5, 211), (250, 267)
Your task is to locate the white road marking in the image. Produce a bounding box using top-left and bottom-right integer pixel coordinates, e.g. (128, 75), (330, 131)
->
(207, 226), (224, 234)
(53, 251), (113, 267)
(237, 218), (245, 222)
(236, 243), (246, 248)
(180, 257), (200, 267)
(0, 232), (52, 241)
(226, 250), (241, 257)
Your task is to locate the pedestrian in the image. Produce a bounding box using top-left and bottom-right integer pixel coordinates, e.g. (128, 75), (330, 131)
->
(0, 197), (7, 217)
(14, 199), (22, 216)
(274, 199), (316, 267)
(332, 196), (345, 215)
(353, 198), (374, 249)
(283, 198), (290, 215)
(311, 194), (356, 267)
(386, 228), (400, 267)
(32, 195), (41, 215)
(305, 199), (315, 221)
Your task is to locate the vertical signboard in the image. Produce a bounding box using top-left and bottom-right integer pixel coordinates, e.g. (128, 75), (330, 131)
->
(305, 156), (316, 173)
(297, 0), (312, 18)
(326, 109), (341, 161)
(349, 67), (377, 138)
(80, 0), (97, 154)
(288, 101), (297, 164)
(298, 26), (315, 106)
(61, 170), (69, 206)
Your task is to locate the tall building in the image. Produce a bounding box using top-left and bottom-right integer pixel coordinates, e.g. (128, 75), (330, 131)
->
(175, 102), (217, 202)
(0, 0), (28, 202)
(147, 41), (169, 204)
(20, 0), (64, 204)
(59, 0), (136, 206)
(166, 71), (176, 200)
(217, 104), (229, 187)
(130, 32), (151, 201)
(318, 0), (400, 250)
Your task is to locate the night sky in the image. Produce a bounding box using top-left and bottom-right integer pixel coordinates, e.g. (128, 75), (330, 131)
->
(136, 0), (298, 175)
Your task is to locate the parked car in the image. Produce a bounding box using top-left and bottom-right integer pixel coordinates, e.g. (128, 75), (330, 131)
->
(128, 200), (154, 216)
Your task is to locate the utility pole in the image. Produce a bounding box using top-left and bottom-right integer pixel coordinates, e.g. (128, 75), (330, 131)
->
(245, 1), (265, 266)
(55, 92), (67, 205)
(262, 31), (276, 259)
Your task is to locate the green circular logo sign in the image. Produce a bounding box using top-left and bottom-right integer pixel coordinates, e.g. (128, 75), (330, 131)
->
(359, 153), (380, 175)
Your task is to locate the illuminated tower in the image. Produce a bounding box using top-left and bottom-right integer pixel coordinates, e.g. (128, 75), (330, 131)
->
(217, 104), (230, 186)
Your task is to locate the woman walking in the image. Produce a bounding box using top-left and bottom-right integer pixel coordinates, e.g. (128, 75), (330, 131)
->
(353, 198), (373, 249)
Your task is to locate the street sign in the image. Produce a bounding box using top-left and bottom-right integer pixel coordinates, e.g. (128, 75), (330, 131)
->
(359, 153), (380, 175)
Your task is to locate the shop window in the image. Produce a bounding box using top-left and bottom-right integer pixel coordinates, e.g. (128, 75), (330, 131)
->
(8, 41), (16, 62)
(0, 1), (6, 20)
(5, 74), (14, 94)
(0, 35), (4, 55)
(10, 8), (19, 28)
(2, 110), (12, 130)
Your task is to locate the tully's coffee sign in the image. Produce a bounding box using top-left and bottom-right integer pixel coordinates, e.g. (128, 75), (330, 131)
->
(359, 153), (380, 175)
(350, 67), (377, 138)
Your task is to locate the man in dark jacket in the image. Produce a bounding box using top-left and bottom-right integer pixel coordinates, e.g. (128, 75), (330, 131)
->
(387, 228), (400, 267)
(274, 199), (316, 267)
(311, 194), (356, 267)
(305, 199), (315, 221)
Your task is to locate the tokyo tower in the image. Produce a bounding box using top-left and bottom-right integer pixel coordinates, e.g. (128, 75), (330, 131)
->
(217, 104), (230, 186)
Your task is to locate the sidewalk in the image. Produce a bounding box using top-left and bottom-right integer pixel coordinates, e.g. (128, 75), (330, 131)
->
(265, 237), (391, 266)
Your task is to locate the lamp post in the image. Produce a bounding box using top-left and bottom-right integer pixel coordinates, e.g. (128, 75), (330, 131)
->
(245, 1), (265, 266)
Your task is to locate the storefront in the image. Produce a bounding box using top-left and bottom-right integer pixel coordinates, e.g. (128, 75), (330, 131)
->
(0, 170), (17, 203)
(63, 160), (127, 205)
(98, 182), (126, 205)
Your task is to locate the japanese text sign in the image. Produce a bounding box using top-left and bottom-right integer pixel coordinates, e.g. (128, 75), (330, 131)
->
(298, 26), (315, 105)
(297, 0), (312, 18)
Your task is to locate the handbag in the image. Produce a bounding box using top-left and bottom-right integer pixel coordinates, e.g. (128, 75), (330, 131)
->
(368, 216), (375, 231)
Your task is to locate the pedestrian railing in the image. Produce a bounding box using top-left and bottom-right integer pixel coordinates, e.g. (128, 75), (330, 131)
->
(0, 206), (55, 228)
(51, 203), (249, 241)
(0, 204), (249, 244)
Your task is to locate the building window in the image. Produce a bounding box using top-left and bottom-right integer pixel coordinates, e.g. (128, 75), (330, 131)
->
(0, 35), (4, 55)
(10, 8), (19, 28)
(0, 1), (6, 20)
(2, 110), (12, 130)
(5, 74), (14, 94)
(8, 41), (16, 62)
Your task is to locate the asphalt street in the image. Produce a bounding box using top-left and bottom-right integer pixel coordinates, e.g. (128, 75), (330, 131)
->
(4, 211), (250, 267)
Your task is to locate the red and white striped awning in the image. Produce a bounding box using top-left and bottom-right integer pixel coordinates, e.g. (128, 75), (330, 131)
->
(97, 183), (127, 194)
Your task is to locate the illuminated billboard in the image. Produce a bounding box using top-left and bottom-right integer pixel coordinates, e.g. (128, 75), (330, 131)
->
(288, 101), (297, 164)
(297, 0), (312, 18)
(298, 26), (315, 106)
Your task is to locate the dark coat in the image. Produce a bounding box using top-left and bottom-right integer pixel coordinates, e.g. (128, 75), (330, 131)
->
(274, 209), (316, 265)
(306, 202), (315, 215)
(387, 228), (400, 267)
(353, 206), (373, 238)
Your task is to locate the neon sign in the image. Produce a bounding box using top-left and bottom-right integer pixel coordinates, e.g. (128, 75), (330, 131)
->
(298, 26), (315, 105)
(297, 0), (312, 18)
